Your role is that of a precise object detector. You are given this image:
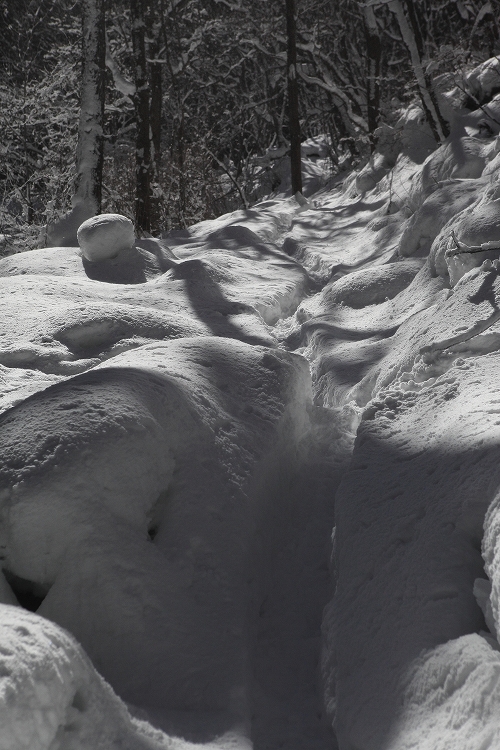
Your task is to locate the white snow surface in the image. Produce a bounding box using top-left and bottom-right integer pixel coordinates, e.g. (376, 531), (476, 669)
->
(5, 81), (500, 749)
(77, 213), (135, 261)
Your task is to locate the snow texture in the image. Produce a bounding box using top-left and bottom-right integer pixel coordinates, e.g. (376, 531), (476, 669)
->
(77, 213), (135, 261)
(5, 63), (500, 750)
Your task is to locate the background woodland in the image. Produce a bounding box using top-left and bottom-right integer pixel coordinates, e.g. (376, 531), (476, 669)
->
(0, 0), (499, 248)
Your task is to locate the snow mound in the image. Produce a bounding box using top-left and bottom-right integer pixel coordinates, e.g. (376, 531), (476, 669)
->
(0, 238), (179, 285)
(77, 213), (135, 262)
(0, 337), (311, 734)
(0, 604), (185, 750)
(428, 197), (500, 285)
(294, 261), (442, 342)
(466, 56), (500, 104)
(408, 137), (488, 212)
(7, 68), (500, 750)
(399, 179), (482, 258)
(388, 635), (500, 750)
(298, 259), (423, 317)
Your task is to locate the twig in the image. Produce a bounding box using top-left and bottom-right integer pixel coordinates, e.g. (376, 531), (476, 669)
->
(446, 229), (500, 256)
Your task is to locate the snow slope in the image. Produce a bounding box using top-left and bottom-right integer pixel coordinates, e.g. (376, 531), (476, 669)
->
(3, 57), (500, 750)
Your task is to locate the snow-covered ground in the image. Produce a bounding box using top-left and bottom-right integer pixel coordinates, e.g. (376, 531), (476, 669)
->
(3, 59), (500, 749)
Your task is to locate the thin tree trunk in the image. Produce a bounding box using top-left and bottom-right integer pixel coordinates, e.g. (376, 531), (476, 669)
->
(285, 0), (302, 195)
(389, 0), (449, 141)
(364, 4), (381, 150)
(150, 62), (162, 166)
(74, 0), (106, 215)
(149, 30), (162, 232)
(131, 0), (151, 233)
(178, 110), (186, 227)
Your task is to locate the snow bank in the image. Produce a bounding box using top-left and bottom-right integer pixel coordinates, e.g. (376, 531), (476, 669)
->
(312, 130), (500, 746)
(0, 337), (311, 735)
(328, 345), (500, 749)
(0, 604), (189, 750)
(466, 56), (500, 104)
(7, 57), (500, 750)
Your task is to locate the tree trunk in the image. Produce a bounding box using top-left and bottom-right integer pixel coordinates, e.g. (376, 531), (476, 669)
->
(364, 4), (381, 150)
(389, 0), (449, 142)
(74, 0), (106, 216)
(149, 29), (162, 232)
(285, 0), (302, 195)
(150, 62), (162, 166)
(131, 0), (151, 233)
(178, 111), (186, 227)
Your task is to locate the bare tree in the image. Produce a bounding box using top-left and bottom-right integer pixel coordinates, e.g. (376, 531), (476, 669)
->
(368, 0), (449, 142)
(131, 0), (152, 232)
(285, 0), (303, 194)
(74, 0), (106, 215)
(363, 3), (382, 148)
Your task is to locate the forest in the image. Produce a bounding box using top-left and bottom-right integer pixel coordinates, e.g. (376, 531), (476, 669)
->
(1, 0), (498, 247)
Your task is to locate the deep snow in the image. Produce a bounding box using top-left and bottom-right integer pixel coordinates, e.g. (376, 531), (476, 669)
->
(3, 58), (500, 750)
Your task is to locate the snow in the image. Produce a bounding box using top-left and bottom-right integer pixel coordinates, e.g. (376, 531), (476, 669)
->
(5, 65), (500, 750)
(77, 213), (135, 261)
(0, 338), (310, 721)
(466, 57), (500, 103)
(0, 603), (243, 750)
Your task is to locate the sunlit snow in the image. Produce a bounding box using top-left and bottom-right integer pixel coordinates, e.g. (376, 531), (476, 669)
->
(3, 57), (500, 750)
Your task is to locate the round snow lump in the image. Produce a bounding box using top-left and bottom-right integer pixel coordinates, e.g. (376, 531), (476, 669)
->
(77, 214), (135, 262)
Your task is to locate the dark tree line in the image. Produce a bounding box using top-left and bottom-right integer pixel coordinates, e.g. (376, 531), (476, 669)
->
(0, 0), (498, 246)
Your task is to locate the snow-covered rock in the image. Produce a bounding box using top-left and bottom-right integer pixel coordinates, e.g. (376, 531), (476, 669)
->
(399, 179), (482, 257)
(77, 213), (135, 262)
(427, 196), (500, 285)
(407, 136), (489, 212)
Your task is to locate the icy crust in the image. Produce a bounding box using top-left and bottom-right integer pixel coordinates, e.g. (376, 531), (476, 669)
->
(0, 338), (311, 729)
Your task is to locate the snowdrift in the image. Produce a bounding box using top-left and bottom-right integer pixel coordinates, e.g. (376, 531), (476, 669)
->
(4, 56), (500, 750)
